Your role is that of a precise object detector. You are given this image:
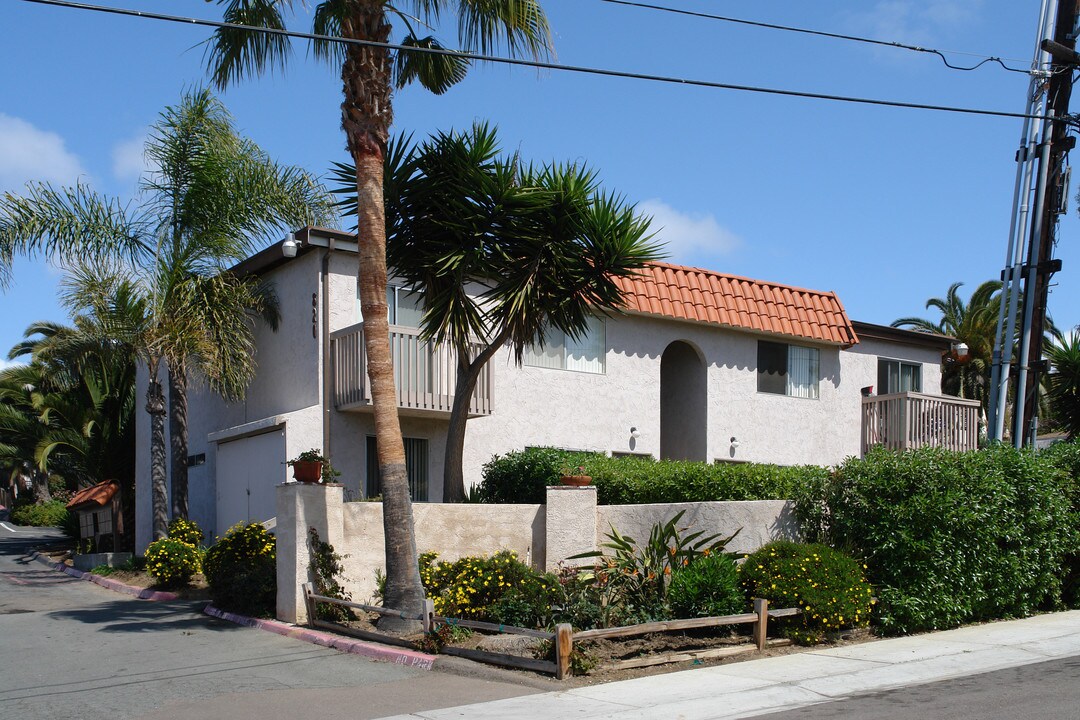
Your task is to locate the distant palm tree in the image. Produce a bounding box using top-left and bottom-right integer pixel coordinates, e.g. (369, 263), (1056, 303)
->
(205, 0), (553, 629)
(0, 90), (332, 539)
(893, 281), (1002, 406)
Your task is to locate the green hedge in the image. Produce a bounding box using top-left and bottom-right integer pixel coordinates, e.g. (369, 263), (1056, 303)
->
(794, 445), (1078, 635)
(477, 447), (826, 505)
(10, 500), (72, 530)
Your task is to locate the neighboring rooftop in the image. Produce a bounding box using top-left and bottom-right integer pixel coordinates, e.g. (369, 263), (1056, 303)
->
(614, 262), (859, 346)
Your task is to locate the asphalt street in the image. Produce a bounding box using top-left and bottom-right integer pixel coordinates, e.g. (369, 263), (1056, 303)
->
(0, 524), (537, 720)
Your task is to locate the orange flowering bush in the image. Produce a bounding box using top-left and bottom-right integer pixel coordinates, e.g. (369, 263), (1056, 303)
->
(739, 541), (873, 645)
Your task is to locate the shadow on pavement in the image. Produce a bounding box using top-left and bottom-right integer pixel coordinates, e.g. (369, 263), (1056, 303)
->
(47, 598), (248, 633)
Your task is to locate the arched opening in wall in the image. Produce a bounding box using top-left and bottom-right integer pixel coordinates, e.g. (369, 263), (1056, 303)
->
(660, 340), (707, 461)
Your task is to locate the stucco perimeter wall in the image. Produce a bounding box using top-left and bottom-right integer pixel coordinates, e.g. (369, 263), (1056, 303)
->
(598, 500), (800, 556)
(276, 484), (799, 624)
(335, 501), (545, 609)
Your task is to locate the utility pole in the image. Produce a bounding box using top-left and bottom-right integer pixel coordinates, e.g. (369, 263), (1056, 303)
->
(1015, 0), (1078, 446)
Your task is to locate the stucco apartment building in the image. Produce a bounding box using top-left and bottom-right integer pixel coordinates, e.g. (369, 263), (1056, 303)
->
(135, 227), (968, 550)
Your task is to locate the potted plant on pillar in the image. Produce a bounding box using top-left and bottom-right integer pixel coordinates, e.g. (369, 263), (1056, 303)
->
(287, 449), (341, 484)
(559, 465), (592, 487)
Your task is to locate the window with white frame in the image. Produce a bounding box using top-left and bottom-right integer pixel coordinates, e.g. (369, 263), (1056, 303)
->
(357, 284), (424, 327)
(878, 358), (921, 394)
(757, 340), (820, 399)
(524, 317), (606, 374)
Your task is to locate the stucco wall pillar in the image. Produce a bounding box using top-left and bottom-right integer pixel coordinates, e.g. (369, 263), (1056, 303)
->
(544, 485), (598, 572)
(276, 482), (344, 623)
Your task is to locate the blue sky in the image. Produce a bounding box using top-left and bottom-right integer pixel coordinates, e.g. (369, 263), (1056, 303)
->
(1, 0), (1076, 367)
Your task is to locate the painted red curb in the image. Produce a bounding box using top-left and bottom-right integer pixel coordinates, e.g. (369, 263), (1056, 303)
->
(30, 552), (179, 601)
(202, 604), (436, 670)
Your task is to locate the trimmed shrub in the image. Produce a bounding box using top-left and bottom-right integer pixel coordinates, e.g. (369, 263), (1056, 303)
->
(203, 523), (277, 617)
(419, 550), (558, 626)
(667, 553), (745, 619)
(10, 500), (72, 530)
(740, 541), (873, 645)
(167, 517), (205, 548)
(477, 447), (826, 505)
(795, 446), (1076, 635)
(144, 537), (201, 587)
(1041, 441), (1080, 607)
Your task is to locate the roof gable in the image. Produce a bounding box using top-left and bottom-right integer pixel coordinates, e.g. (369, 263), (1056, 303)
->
(614, 262), (858, 346)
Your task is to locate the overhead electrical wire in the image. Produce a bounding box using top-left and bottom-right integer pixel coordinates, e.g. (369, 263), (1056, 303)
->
(15, 0), (1057, 122)
(595, 0), (1036, 75)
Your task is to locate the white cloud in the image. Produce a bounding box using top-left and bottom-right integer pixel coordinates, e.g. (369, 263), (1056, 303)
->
(112, 129), (153, 182)
(845, 0), (979, 46)
(0, 358), (25, 372)
(637, 199), (741, 264)
(0, 114), (87, 193)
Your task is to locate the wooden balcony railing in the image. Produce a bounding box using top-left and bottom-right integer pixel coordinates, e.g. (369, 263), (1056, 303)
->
(330, 322), (493, 417)
(861, 392), (980, 455)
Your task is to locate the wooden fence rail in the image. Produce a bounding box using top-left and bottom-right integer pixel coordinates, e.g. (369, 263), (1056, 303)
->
(303, 586), (799, 680)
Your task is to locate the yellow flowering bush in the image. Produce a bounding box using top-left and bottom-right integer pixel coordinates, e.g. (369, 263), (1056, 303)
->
(145, 537), (201, 587)
(739, 541), (873, 645)
(167, 517), (205, 548)
(419, 550), (558, 626)
(203, 522), (277, 617)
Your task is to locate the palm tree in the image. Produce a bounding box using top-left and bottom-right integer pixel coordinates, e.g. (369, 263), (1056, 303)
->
(1044, 329), (1080, 439)
(338, 123), (662, 500)
(0, 89), (332, 540)
(893, 281), (1002, 406)
(205, 0), (553, 628)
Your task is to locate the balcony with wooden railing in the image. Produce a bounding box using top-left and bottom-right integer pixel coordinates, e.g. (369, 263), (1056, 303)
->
(861, 392), (980, 455)
(330, 322), (493, 418)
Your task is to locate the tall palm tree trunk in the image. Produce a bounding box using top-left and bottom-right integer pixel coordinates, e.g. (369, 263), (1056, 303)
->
(342, 4), (423, 632)
(168, 364), (189, 520)
(146, 360), (169, 540)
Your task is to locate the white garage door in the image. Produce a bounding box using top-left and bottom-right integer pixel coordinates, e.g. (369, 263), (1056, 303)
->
(216, 428), (286, 535)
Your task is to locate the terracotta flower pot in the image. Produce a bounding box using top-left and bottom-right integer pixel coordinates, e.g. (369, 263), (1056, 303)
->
(292, 460), (323, 483)
(559, 475), (593, 487)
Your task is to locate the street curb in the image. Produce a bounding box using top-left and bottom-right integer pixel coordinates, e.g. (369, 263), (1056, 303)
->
(29, 551), (179, 601)
(203, 604), (437, 670)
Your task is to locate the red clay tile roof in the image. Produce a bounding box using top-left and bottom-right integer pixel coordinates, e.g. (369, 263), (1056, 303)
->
(614, 262), (859, 346)
(66, 480), (120, 511)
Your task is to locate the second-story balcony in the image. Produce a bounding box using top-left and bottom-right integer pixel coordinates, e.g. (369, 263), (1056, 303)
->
(330, 322), (493, 418)
(861, 391), (981, 455)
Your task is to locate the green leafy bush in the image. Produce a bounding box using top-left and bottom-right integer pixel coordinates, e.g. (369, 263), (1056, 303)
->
(203, 522), (277, 617)
(144, 537), (201, 587)
(167, 517), (205, 548)
(572, 510), (740, 622)
(10, 500), (72, 530)
(1037, 441), (1080, 607)
(795, 446), (1077, 635)
(419, 550), (558, 626)
(740, 541), (873, 645)
(308, 527), (351, 622)
(667, 553), (745, 619)
(477, 448), (826, 505)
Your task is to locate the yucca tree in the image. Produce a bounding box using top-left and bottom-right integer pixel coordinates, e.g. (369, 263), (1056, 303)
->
(893, 281), (1002, 406)
(0, 89), (331, 540)
(336, 123), (662, 501)
(206, 0), (553, 628)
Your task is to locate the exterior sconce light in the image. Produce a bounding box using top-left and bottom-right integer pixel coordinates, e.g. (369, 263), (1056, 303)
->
(282, 232), (298, 258)
(951, 341), (969, 360)
(629, 427), (641, 439)
(730, 436), (740, 449)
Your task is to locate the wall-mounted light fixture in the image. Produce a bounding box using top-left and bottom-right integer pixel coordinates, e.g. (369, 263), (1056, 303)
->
(282, 231), (298, 258)
(629, 427), (641, 439)
(730, 436), (740, 449)
(951, 341), (969, 360)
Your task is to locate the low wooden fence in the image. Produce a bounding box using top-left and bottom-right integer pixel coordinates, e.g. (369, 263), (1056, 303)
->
(303, 586), (799, 679)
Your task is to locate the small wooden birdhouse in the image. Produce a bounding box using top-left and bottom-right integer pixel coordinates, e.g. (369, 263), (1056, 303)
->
(66, 480), (123, 553)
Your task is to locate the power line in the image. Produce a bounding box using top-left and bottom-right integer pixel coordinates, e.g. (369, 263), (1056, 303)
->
(16, 0), (1055, 122)
(596, 0), (1037, 75)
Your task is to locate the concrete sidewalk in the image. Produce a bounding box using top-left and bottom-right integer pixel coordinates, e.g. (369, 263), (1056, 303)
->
(379, 610), (1080, 720)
